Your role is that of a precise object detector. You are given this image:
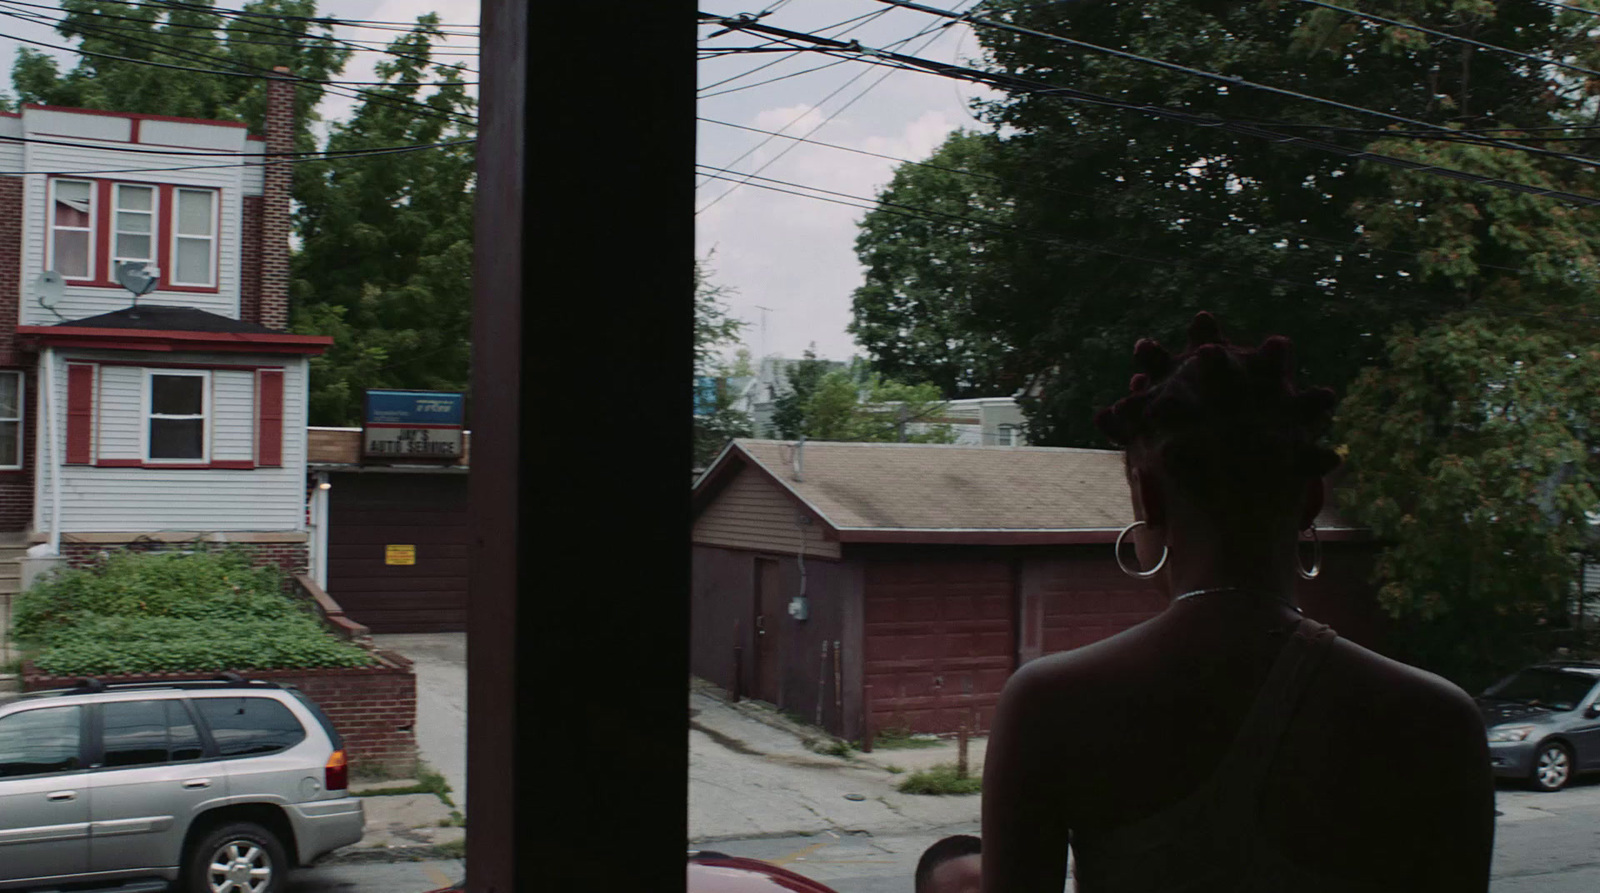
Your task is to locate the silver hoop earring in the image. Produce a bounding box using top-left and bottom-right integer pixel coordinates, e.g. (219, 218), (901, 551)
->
(1115, 520), (1167, 579)
(1297, 525), (1322, 580)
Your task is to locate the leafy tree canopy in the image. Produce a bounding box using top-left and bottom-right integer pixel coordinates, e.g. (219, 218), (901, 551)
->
(1337, 316), (1600, 687)
(693, 256), (751, 469)
(850, 129), (1017, 399)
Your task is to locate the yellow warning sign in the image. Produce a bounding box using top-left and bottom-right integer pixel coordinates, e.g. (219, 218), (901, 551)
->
(385, 545), (416, 566)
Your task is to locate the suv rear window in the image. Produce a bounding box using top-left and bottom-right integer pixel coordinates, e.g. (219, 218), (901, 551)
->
(193, 697), (306, 757)
(287, 687), (344, 750)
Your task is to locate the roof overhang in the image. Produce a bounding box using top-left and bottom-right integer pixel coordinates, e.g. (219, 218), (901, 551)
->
(17, 325), (333, 355)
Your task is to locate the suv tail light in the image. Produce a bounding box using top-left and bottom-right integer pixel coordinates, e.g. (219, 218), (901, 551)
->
(325, 750), (348, 791)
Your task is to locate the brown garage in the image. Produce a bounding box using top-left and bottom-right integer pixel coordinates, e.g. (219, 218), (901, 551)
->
(691, 439), (1385, 741)
(306, 428), (471, 633)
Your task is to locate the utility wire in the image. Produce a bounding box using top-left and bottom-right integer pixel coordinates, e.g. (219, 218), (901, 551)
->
(702, 14), (1600, 209)
(0, 138), (472, 176)
(696, 116), (1589, 283)
(870, 0), (1600, 175)
(1290, 0), (1600, 83)
(0, 21), (477, 129)
(697, 2), (976, 212)
(102, 0), (479, 35)
(699, 7), (896, 93)
(0, 132), (471, 157)
(0, 0), (478, 58)
(1533, 0), (1600, 21)
(0, 0), (479, 74)
(697, 167), (1600, 329)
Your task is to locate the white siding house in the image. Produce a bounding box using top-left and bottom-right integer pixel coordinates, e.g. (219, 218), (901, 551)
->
(0, 90), (328, 565)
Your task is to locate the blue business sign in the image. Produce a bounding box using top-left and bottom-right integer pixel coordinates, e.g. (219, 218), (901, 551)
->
(363, 390), (465, 460)
(694, 377), (720, 417)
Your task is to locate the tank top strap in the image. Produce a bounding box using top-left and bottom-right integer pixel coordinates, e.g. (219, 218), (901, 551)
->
(1212, 619), (1339, 807)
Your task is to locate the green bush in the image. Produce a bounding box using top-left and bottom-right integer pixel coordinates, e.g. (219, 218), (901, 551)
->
(896, 764), (982, 796)
(12, 549), (375, 676)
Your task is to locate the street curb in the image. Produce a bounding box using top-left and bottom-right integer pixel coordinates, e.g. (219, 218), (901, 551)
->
(318, 844), (464, 865)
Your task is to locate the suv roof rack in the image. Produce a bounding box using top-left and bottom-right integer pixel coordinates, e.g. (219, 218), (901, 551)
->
(16, 673), (283, 700)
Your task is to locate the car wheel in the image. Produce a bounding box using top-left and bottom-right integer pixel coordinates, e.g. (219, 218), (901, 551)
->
(185, 821), (287, 893)
(1531, 741), (1574, 792)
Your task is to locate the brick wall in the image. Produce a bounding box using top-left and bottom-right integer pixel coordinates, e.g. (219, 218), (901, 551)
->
(59, 540), (309, 576)
(0, 175), (35, 531)
(240, 194), (263, 327)
(22, 652), (420, 777)
(0, 176), (21, 366)
(260, 68), (294, 332)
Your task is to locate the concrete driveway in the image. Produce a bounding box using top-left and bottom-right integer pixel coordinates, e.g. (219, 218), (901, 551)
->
(372, 633), (467, 809)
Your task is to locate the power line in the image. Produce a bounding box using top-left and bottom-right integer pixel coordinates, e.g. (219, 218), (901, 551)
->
(697, 3), (976, 212)
(696, 167), (1600, 329)
(871, 0), (1600, 175)
(1291, 0), (1600, 83)
(0, 0), (480, 74)
(103, 0), (479, 34)
(695, 116), (1589, 284)
(0, 138), (473, 176)
(0, 0), (478, 57)
(699, 7), (896, 93)
(0, 132), (471, 157)
(703, 15), (1600, 209)
(1, 20), (477, 129)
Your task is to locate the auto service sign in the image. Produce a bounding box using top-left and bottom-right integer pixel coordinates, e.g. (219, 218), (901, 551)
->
(363, 390), (465, 460)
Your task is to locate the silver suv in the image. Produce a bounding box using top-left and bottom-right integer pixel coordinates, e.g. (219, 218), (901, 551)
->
(0, 675), (364, 892)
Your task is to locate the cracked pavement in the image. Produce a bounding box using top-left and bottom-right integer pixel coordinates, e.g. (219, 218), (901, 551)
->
(688, 687), (981, 843)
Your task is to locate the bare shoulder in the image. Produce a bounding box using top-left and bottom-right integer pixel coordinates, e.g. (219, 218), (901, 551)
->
(1320, 635), (1483, 735)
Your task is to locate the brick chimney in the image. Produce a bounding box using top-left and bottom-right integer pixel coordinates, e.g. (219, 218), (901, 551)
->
(257, 66), (295, 331)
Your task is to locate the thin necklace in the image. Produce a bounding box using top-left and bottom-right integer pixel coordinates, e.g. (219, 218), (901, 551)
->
(1172, 586), (1303, 615)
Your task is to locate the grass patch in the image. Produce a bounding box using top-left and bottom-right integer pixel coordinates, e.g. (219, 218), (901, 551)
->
(884, 764), (905, 774)
(12, 549), (376, 676)
(816, 738), (853, 758)
(872, 727), (943, 750)
(435, 838), (466, 860)
(896, 763), (981, 795)
(353, 764), (455, 807)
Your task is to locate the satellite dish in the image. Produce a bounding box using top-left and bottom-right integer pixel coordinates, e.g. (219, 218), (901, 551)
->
(115, 262), (160, 300)
(31, 271), (64, 309)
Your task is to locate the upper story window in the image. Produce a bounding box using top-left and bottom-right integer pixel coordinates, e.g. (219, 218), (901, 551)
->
(113, 184), (157, 271)
(996, 424), (1019, 446)
(43, 178), (220, 292)
(147, 370), (209, 462)
(172, 188), (217, 287)
(49, 178), (95, 281)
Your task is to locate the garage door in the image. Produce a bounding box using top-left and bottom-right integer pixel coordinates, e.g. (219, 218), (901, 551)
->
(326, 472), (469, 633)
(1027, 555), (1164, 658)
(862, 559), (1014, 735)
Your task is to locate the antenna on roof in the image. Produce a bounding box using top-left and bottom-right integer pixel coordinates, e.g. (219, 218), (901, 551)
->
(114, 262), (160, 316)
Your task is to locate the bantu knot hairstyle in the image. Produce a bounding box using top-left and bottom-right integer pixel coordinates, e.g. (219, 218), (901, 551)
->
(1094, 312), (1341, 492)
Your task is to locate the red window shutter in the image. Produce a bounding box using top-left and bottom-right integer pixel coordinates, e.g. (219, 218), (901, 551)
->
(257, 369), (285, 467)
(65, 364), (94, 465)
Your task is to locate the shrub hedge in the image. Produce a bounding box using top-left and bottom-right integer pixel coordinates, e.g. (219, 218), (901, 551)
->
(12, 548), (376, 676)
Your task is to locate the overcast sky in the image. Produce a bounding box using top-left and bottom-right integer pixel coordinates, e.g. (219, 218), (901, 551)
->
(4, 2), (994, 365)
(697, 1), (1000, 364)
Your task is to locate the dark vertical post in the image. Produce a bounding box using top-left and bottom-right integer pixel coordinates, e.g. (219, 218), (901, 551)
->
(862, 684), (875, 753)
(958, 722), (969, 779)
(733, 619), (743, 702)
(469, 2), (691, 889)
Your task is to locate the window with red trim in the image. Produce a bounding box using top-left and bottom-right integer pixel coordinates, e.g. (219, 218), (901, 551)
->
(43, 177), (219, 292)
(49, 179), (95, 281)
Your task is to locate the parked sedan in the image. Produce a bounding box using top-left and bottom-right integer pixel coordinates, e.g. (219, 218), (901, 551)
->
(1479, 662), (1600, 791)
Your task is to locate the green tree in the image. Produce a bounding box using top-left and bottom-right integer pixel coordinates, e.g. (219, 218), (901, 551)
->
(1337, 317), (1600, 688)
(693, 256), (751, 468)
(770, 347), (834, 440)
(289, 15), (476, 424)
(784, 369), (956, 444)
(850, 130), (1017, 398)
(880, 0), (1600, 445)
